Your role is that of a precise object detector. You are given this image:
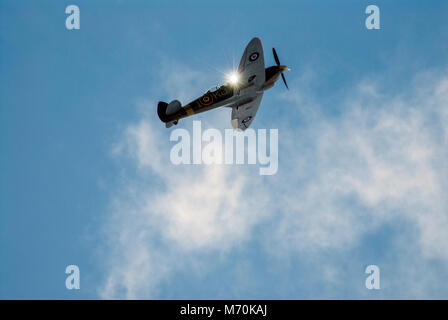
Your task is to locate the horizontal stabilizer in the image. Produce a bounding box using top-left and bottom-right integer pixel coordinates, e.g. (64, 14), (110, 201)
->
(166, 100), (182, 115)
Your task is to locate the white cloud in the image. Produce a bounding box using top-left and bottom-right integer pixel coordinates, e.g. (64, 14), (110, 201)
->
(99, 63), (448, 298)
(270, 71), (448, 264)
(99, 63), (270, 299)
(101, 120), (270, 298)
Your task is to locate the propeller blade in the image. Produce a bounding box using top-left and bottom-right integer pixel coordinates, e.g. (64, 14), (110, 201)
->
(272, 47), (280, 66)
(273, 47), (289, 89)
(281, 73), (289, 90)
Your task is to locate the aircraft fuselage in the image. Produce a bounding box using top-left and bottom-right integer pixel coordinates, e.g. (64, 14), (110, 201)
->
(157, 65), (287, 127)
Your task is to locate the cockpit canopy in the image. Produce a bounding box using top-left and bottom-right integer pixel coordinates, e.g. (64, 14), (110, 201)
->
(206, 85), (223, 94)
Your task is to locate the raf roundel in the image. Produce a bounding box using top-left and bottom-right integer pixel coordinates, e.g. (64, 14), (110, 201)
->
(249, 52), (259, 62)
(199, 94), (214, 106)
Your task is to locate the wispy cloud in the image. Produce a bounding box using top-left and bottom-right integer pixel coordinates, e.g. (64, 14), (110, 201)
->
(100, 62), (271, 299)
(272, 70), (448, 260)
(99, 61), (448, 299)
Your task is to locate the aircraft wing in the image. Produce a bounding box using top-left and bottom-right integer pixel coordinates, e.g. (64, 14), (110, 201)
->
(231, 93), (263, 131)
(237, 37), (265, 89)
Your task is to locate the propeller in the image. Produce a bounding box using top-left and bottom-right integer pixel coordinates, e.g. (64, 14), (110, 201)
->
(272, 47), (289, 90)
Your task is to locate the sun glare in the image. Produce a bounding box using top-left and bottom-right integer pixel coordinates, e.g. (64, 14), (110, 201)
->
(227, 71), (240, 85)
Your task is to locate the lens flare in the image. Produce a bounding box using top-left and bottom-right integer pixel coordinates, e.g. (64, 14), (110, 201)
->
(226, 71), (240, 85)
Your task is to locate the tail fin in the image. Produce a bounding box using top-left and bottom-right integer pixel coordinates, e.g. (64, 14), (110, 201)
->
(157, 100), (182, 127)
(157, 101), (169, 122)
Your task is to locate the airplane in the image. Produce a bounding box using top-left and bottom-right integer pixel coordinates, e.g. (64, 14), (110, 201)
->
(157, 37), (290, 131)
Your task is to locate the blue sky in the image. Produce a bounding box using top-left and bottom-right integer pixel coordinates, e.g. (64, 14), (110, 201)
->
(1, 0), (448, 299)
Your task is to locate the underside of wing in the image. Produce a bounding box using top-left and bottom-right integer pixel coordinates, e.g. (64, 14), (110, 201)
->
(231, 93), (263, 131)
(237, 37), (265, 90)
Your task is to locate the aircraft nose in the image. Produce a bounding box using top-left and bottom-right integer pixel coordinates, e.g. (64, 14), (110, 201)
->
(279, 65), (290, 72)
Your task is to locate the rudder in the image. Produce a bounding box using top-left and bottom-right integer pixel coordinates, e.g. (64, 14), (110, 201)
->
(157, 101), (169, 122)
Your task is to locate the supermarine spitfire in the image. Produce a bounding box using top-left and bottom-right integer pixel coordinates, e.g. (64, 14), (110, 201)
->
(157, 37), (289, 131)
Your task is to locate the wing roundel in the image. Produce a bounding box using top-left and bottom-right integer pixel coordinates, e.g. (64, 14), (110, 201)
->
(231, 93), (263, 131)
(237, 37), (265, 89)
